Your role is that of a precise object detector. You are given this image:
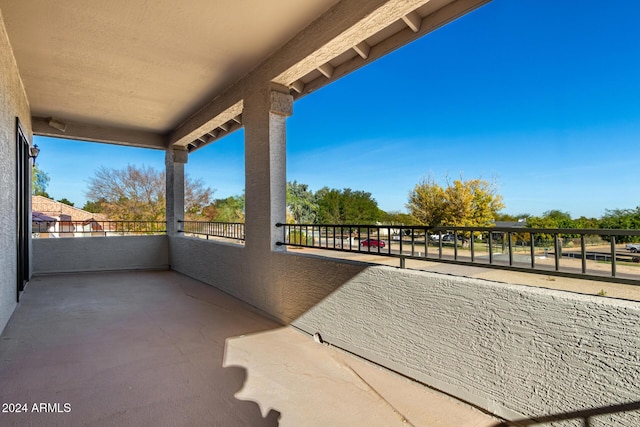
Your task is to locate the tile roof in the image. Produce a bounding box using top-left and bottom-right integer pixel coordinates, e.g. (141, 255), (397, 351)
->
(31, 195), (108, 222)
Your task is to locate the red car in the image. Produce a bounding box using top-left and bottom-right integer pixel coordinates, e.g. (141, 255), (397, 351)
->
(360, 239), (386, 248)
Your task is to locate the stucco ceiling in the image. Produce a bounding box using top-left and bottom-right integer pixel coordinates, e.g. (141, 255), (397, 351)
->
(1, 0), (341, 133)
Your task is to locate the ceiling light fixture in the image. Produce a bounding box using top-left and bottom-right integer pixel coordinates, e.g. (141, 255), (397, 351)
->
(47, 118), (67, 133)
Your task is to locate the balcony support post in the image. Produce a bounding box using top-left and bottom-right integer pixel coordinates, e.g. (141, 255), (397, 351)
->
(165, 147), (188, 236)
(244, 85), (293, 253)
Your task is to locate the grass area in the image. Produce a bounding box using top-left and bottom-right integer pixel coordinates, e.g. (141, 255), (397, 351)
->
(596, 260), (640, 268)
(390, 240), (549, 256)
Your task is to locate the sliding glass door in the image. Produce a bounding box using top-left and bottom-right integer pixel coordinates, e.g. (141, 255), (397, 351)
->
(16, 119), (29, 302)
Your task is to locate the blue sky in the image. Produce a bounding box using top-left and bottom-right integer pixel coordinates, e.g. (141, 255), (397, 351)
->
(34, 0), (640, 219)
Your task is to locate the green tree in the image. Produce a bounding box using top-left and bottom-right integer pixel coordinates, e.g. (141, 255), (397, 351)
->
(341, 188), (385, 224)
(541, 210), (573, 228)
(316, 187), (383, 224)
(57, 197), (74, 207)
(573, 216), (599, 229)
(525, 210), (591, 244)
(527, 210), (587, 233)
(526, 215), (558, 229)
(286, 181), (317, 224)
(381, 211), (420, 225)
(204, 195), (245, 222)
(599, 207), (640, 243)
(85, 165), (213, 221)
(82, 198), (107, 213)
(599, 207), (640, 230)
(494, 213), (530, 222)
(32, 164), (50, 197)
(407, 177), (504, 227)
(315, 187), (342, 223)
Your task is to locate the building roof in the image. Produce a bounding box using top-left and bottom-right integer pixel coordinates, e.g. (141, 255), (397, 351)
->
(31, 211), (56, 222)
(0, 0), (489, 151)
(32, 195), (107, 222)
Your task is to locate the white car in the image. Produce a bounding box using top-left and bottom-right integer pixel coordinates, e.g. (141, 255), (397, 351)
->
(626, 243), (640, 253)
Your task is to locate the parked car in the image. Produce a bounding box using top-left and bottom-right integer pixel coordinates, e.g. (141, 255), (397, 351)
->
(626, 243), (640, 253)
(360, 238), (386, 248)
(441, 234), (456, 242)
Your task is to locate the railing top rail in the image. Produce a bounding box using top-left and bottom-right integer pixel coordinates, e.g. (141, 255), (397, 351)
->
(177, 220), (245, 241)
(32, 220), (165, 225)
(178, 220), (244, 225)
(32, 219), (167, 238)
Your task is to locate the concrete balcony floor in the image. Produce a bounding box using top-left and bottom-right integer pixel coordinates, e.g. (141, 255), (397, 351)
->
(0, 270), (500, 427)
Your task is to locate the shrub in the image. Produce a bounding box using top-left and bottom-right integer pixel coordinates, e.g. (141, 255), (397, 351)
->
(288, 230), (313, 245)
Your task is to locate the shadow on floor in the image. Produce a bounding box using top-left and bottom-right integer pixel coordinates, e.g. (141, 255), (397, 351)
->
(220, 365), (281, 426)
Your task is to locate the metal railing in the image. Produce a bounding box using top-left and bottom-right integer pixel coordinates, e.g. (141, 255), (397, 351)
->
(178, 220), (245, 241)
(32, 220), (166, 237)
(276, 223), (640, 285)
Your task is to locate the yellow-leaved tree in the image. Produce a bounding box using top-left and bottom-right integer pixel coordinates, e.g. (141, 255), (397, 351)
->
(407, 177), (504, 228)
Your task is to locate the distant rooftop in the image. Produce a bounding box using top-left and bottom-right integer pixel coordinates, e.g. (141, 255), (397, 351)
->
(32, 195), (107, 222)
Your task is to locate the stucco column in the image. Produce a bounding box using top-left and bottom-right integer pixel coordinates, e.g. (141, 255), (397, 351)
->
(244, 86), (293, 253)
(165, 147), (188, 236)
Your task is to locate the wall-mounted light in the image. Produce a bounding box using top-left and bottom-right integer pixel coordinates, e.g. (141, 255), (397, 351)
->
(29, 144), (40, 164)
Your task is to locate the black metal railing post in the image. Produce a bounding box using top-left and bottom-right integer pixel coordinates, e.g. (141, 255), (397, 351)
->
(470, 232), (475, 262)
(508, 232), (513, 266)
(611, 235), (617, 277)
(581, 234), (587, 274)
(529, 232), (536, 269)
(554, 234), (560, 271)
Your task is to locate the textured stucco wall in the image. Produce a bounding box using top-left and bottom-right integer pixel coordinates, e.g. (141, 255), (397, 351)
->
(168, 236), (367, 322)
(33, 236), (169, 274)
(169, 239), (640, 423)
(0, 11), (31, 334)
(169, 236), (247, 301)
(169, 235), (291, 317)
(292, 265), (640, 423)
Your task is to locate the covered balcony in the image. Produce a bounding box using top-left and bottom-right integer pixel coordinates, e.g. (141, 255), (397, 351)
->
(1, 0), (639, 425)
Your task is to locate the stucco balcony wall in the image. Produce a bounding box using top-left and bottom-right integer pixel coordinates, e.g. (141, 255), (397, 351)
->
(169, 236), (640, 423)
(168, 235), (368, 323)
(168, 236), (248, 303)
(0, 8), (32, 339)
(33, 235), (169, 274)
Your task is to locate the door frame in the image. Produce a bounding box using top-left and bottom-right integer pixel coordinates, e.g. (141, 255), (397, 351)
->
(16, 118), (30, 302)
